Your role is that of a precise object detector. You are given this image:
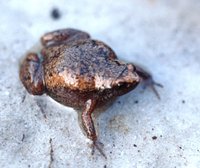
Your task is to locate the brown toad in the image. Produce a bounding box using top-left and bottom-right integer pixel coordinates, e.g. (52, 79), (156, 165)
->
(19, 28), (162, 158)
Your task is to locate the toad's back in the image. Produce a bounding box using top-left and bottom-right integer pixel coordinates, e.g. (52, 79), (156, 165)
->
(43, 39), (128, 92)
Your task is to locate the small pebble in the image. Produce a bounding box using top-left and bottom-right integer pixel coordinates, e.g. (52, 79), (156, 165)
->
(51, 8), (61, 20)
(152, 136), (157, 140)
(182, 100), (185, 104)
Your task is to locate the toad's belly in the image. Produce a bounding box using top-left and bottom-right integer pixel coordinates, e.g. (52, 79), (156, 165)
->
(46, 84), (99, 108)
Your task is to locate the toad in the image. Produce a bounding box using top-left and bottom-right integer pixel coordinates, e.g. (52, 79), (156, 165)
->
(19, 28), (162, 158)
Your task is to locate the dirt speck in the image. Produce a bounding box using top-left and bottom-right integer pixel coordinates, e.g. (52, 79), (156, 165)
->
(51, 8), (61, 20)
(152, 136), (157, 140)
(182, 100), (185, 104)
(179, 146), (184, 150)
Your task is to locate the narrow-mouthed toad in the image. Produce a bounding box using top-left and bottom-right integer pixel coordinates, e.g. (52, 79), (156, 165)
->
(19, 28), (162, 158)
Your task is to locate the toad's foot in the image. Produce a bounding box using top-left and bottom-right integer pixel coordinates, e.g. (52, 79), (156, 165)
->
(142, 77), (163, 99)
(91, 140), (107, 159)
(135, 65), (163, 99)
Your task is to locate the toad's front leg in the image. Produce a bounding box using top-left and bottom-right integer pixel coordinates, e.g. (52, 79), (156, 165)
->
(135, 65), (163, 99)
(81, 99), (107, 159)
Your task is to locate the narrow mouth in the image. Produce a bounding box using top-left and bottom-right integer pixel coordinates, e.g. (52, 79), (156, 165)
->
(117, 82), (132, 89)
(114, 80), (139, 96)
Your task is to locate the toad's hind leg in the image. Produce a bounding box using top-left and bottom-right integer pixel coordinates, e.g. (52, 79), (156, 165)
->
(81, 99), (107, 159)
(135, 65), (163, 99)
(20, 53), (44, 95)
(41, 28), (90, 47)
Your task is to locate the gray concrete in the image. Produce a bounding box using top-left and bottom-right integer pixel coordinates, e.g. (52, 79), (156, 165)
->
(1, 0), (200, 167)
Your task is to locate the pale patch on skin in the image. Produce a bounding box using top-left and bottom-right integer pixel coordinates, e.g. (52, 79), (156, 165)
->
(58, 69), (95, 91)
(59, 69), (79, 88)
(94, 74), (113, 89)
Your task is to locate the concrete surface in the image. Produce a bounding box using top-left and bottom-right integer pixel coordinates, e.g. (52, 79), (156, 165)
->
(1, 0), (200, 168)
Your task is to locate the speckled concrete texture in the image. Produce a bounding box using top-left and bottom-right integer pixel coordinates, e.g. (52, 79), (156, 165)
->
(1, 0), (200, 168)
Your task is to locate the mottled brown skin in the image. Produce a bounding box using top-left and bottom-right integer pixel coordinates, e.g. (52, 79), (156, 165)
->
(20, 28), (162, 158)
